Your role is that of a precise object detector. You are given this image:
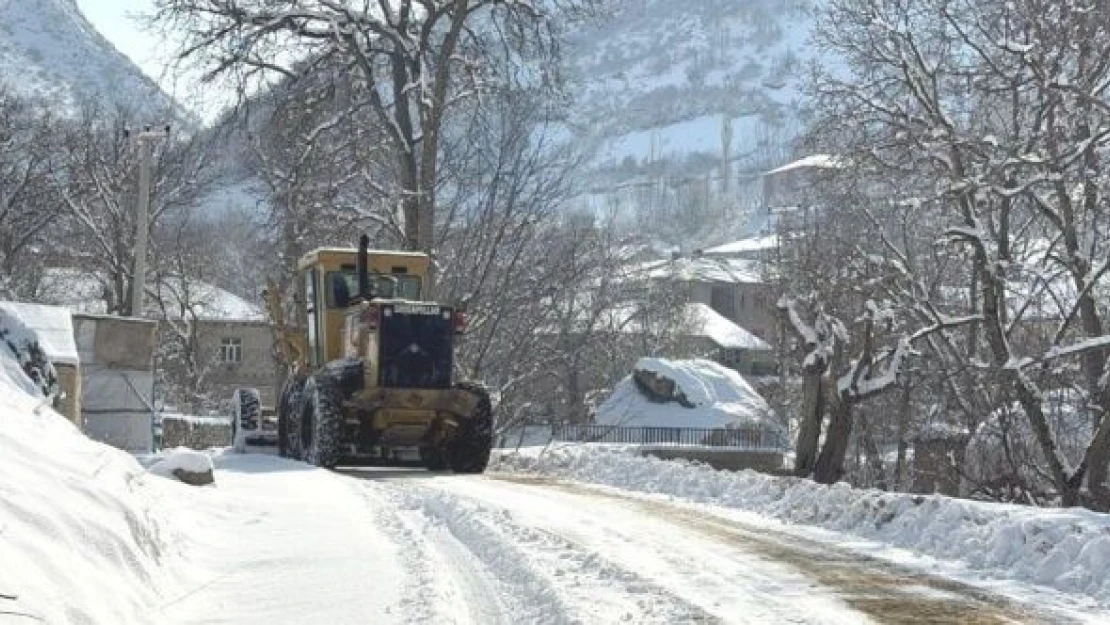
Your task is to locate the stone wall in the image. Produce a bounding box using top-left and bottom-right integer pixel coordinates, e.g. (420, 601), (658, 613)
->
(161, 415), (232, 450)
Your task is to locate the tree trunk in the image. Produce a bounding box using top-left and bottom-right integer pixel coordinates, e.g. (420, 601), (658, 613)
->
(794, 370), (825, 477)
(814, 395), (853, 484)
(893, 379), (912, 489)
(858, 410), (887, 489)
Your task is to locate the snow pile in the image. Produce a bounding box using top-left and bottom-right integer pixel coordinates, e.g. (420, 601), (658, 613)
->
(596, 358), (775, 428)
(148, 447), (216, 478)
(494, 445), (1110, 606)
(0, 312), (174, 623)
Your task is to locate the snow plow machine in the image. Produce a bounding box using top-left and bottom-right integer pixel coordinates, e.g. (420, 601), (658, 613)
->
(231, 236), (493, 472)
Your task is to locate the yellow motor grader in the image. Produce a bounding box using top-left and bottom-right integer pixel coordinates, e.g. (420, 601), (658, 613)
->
(233, 236), (492, 472)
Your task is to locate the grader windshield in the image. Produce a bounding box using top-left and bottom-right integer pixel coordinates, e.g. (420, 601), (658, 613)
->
(325, 271), (422, 307)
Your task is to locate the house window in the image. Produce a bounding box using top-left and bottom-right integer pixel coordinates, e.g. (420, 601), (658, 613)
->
(220, 337), (243, 363)
(710, 285), (736, 319)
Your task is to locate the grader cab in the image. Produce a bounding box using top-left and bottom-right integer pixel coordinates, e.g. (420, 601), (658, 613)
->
(235, 236), (493, 472)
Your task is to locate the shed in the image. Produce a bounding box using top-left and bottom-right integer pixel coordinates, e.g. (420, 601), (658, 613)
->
(0, 301), (82, 423)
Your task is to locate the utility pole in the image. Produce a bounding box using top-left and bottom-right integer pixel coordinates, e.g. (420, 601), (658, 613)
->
(128, 125), (169, 318)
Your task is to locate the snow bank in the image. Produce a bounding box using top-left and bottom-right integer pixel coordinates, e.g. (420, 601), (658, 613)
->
(0, 313), (174, 623)
(493, 445), (1110, 606)
(596, 357), (775, 428)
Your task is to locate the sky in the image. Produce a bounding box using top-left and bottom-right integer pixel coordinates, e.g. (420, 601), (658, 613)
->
(75, 0), (164, 82)
(75, 0), (224, 119)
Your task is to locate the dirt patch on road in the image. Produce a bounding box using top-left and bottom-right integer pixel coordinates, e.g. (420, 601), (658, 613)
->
(492, 474), (1068, 625)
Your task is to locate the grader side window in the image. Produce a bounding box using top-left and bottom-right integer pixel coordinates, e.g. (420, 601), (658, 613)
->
(305, 270), (322, 368)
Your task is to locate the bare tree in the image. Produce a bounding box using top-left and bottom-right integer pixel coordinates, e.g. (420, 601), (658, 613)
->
(155, 0), (590, 285)
(802, 0), (1110, 507)
(0, 89), (59, 297)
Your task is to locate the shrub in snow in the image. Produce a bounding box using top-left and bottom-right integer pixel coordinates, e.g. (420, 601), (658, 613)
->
(0, 308), (58, 398)
(966, 388), (1093, 500)
(149, 447), (216, 486)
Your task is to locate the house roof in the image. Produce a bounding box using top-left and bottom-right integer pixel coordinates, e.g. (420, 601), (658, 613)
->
(686, 303), (771, 351)
(702, 235), (779, 257)
(633, 257), (764, 285)
(764, 153), (843, 176)
(38, 267), (264, 323)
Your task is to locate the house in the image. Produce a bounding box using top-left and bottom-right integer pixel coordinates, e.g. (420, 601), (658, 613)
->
(35, 268), (279, 413)
(634, 252), (777, 348)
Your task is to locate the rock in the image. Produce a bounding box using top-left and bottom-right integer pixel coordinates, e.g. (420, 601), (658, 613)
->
(632, 368), (694, 408)
(172, 467), (215, 486)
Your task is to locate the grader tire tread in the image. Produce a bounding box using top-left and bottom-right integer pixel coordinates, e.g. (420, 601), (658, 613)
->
(302, 375), (344, 469)
(448, 382), (494, 474)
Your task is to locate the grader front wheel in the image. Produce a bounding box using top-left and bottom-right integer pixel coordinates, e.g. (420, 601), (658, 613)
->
(448, 384), (494, 474)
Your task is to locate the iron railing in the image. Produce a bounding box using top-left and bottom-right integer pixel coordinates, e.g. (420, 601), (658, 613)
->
(550, 423), (789, 451)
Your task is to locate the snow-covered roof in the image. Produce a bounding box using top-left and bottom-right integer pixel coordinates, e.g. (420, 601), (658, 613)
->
(595, 357), (775, 429)
(0, 301), (79, 365)
(38, 267), (264, 323)
(634, 257), (763, 284)
(151, 278), (265, 322)
(702, 235), (779, 257)
(764, 154), (842, 176)
(686, 303), (771, 351)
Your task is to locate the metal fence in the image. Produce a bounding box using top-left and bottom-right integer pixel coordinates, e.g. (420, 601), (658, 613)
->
(551, 423), (789, 451)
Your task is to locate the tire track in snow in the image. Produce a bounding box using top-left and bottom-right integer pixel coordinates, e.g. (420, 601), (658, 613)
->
(353, 482), (507, 625)
(356, 478), (716, 624)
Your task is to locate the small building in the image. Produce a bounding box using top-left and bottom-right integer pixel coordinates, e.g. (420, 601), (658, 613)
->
(0, 301), (81, 423)
(73, 313), (158, 452)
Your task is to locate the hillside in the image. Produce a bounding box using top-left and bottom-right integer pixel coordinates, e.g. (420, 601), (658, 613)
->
(0, 0), (177, 115)
(563, 0), (816, 240)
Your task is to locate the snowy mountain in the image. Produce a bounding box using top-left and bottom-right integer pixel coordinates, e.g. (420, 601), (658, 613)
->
(563, 0), (816, 225)
(0, 0), (177, 115)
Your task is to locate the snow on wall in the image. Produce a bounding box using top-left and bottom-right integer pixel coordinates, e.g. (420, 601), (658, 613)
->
(494, 445), (1110, 607)
(0, 321), (176, 623)
(595, 357), (775, 429)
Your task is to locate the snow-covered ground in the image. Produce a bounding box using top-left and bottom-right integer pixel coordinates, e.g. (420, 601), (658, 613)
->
(4, 304), (1109, 624)
(142, 451), (1107, 624)
(0, 309), (177, 624)
(494, 445), (1110, 618)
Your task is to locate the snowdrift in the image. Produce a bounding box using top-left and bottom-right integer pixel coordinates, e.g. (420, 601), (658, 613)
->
(494, 445), (1110, 606)
(0, 309), (173, 623)
(595, 357), (774, 428)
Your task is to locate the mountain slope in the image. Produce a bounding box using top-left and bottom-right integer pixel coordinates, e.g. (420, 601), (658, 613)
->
(568, 0), (813, 180)
(0, 0), (176, 115)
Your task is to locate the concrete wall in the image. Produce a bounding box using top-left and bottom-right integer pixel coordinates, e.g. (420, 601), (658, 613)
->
(74, 314), (158, 452)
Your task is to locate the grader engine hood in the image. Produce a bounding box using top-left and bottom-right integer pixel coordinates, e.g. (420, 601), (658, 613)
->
(359, 301), (462, 390)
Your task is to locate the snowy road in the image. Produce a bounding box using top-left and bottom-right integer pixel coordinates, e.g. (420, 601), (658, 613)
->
(154, 455), (1098, 625)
